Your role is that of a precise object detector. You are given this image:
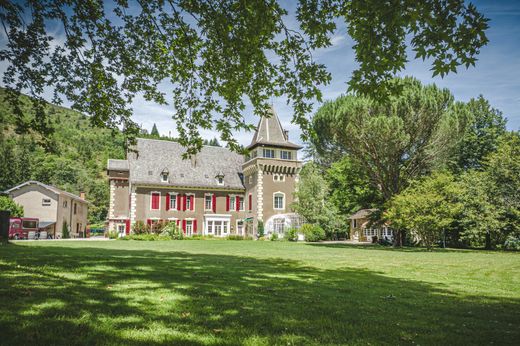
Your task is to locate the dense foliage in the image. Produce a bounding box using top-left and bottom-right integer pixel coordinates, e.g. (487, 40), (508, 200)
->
(0, 0), (488, 153)
(303, 80), (519, 248)
(0, 88), (126, 223)
(0, 196), (23, 217)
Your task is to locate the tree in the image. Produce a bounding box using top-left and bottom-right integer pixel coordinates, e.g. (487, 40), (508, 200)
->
(0, 1), (488, 153)
(386, 172), (462, 249)
(452, 96), (507, 171)
(326, 156), (383, 216)
(311, 77), (468, 202)
(457, 170), (502, 249)
(292, 162), (343, 238)
(150, 123), (160, 138)
(0, 196), (23, 217)
(484, 132), (520, 241)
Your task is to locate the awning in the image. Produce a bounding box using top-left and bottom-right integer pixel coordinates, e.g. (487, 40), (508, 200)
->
(38, 221), (56, 229)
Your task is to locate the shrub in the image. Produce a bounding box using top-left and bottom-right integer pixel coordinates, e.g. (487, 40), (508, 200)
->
(0, 196), (23, 217)
(160, 222), (184, 240)
(133, 220), (147, 234)
(301, 224), (325, 242)
(227, 235), (244, 240)
(503, 235), (520, 251)
(62, 221), (70, 239)
(270, 233), (279, 241)
(122, 234), (161, 241)
(107, 230), (118, 239)
(286, 228), (298, 242)
(257, 220), (264, 237)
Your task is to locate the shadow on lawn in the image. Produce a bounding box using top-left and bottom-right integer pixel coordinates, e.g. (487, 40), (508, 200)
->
(0, 244), (518, 345)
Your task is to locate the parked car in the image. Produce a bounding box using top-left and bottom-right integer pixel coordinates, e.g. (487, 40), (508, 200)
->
(9, 217), (39, 240)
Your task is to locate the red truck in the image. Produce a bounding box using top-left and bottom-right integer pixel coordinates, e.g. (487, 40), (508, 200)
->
(9, 217), (39, 240)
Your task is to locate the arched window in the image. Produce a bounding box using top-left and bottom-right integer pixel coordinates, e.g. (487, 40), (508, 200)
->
(273, 192), (285, 210)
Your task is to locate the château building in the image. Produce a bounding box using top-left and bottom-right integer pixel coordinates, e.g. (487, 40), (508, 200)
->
(107, 108), (303, 237)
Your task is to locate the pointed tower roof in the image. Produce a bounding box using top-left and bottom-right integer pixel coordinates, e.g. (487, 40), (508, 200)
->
(247, 106), (302, 150)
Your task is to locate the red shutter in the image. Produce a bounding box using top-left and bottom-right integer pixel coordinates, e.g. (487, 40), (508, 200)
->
(151, 193), (159, 209)
(193, 219), (197, 233)
(176, 194), (181, 211)
(249, 194), (252, 211)
(176, 219), (180, 227)
(226, 195), (230, 211)
(147, 219), (152, 226)
(182, 219), (186, 234)
(166, 194), (170, 210)
(182, 194), (187, 211)
(125, 220), (130, 235)
(212, 194), (216, 212)
(236, 196), (240, 211)
(190, 195), (194, 211)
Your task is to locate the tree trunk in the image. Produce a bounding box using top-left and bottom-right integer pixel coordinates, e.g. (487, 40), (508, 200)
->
(485, 230), (491, 250)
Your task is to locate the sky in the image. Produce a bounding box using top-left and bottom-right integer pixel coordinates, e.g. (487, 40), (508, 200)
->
(1, 0), (519, 148)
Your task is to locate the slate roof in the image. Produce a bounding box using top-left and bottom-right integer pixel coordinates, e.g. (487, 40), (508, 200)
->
(247, 107), (302, 150)
(349, 208), (378, 219)
(107, 159), (129, 171)
(127, 138), (245, 190)
(5, 181), (89, 203)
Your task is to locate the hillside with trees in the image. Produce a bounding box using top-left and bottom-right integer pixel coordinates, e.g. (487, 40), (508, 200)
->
(0, 88), (126, 223)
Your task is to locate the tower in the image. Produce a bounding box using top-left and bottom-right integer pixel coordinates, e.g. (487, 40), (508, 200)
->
(242, 107), (303, 237)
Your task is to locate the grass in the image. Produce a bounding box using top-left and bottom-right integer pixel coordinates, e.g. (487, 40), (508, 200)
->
(0, 240), (519, 345)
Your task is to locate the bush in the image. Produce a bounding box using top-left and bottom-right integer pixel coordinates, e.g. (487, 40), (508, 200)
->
(227, 235), (254, 240)
(121, 234), (161, 241)
(0, 196), (23, 217)
(133, 220), (147, 234)
(62, 221), (70, 239)
(107, 230), (118, 239)
(160, 222), (184, 240)
(301, 224), (325, 242)
(257, 220), (264, 238)
(286, 228), (298, 242)
(503, 235), (520, 251)
(270, 233), (279, 241)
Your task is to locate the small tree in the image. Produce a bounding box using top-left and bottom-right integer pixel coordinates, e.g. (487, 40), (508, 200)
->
(62, 220), (70, 239)
(0, 196), (23, 217)
(257, 220), (264, 238)
(386, 172), (462, 249)
(150, 123), (160, 137)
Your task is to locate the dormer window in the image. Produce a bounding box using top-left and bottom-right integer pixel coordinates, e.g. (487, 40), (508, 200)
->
(216, 171), (225, 186)
(161, 168), (169, 182)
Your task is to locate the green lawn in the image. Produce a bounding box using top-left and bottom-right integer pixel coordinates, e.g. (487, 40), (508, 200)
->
(0, 240), (519, 345)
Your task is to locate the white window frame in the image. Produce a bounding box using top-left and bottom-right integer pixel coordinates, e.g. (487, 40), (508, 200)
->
(280, 150), (292, 160)
(238, 196), (244, 211)
(185, 193), (195, 212)
(168, 192), (178, 210)
(150, 191), (161, 210)
(185, 219), (194, 236)
(248, 175), (253, 185)
(204, 193), (213, 211)
(217, 177), (224, 185)
(273, 217), (285, 235)
(273, 191), (285, 210)
(204, 215), (231, 237)
(229, 195), (236, 210)
(263, 148), (275, 158)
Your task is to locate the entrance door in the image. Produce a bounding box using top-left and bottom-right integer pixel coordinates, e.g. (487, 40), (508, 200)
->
(237, 221), (244, 235)
(214, 221), (222, 236)
(117, 224), (126, 238)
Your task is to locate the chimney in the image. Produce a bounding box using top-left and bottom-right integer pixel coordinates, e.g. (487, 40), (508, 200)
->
(284, 130), (289, 140)
(80, 192), (86, 200)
